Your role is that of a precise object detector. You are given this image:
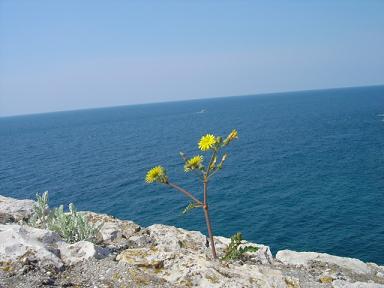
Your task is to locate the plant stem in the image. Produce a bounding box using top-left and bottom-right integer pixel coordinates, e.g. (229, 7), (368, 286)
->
(203, 177), (217, 258)
(167, 182), (203, 205)
(207, 150), (217, 174)
(208, 167), (219, 178)
(166, 180), (217, 257)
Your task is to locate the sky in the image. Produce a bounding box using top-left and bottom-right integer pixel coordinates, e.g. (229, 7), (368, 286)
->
(1, 1), (384, 117)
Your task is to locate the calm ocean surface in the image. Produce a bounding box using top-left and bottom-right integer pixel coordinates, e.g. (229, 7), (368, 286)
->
(1, 86), (384, 264)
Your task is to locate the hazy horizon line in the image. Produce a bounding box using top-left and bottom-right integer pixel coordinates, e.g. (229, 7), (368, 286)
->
(1, 83), (383, 119)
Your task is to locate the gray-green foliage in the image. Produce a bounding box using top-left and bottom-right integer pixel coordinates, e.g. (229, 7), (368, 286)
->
(221, 232), (259, 261)
(29, 191), (50, 227)
(182, 202), (202, 214)
(29, 192), (102, 244)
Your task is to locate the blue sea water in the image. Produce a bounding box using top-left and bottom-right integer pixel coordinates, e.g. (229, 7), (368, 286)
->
(1, 86), (384, 264)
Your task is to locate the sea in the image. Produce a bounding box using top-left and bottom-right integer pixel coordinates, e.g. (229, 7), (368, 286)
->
(1, 85), (383, 264)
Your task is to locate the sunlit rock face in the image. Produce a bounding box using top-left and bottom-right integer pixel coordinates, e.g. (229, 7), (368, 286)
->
(80, 211), (141, 250)
(0, 224), (63, 270)
(1, 195), (384, 288)
(0, 195), (35, 224)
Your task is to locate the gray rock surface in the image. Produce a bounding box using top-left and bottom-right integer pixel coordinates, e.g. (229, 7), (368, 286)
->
(0, 195), (35, 223)
(276, 250), (371, 275)
(0, 256), (171, 288)
(115, 224), (301, 287)
(1, 195), (384, 288)
(57, 240), (109, 266)
(81, 211), (141, 250)
(332, 280), (384, 288)
(0, 224), (63, 270)
(0, 224), (110, 271)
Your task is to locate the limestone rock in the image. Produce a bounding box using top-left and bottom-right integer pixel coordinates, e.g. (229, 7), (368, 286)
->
(116, 247), (165, 269)
(368, 263), (384, 279)
(81, 211), (141, 250)
(58, 240), (109, 266)
(0, 223), (111, 272)
(332, 280), (384, 287)
(146, 224), (208, 253)
(284, 276), (301, 288)
(1, 195), (384, 287)
(0, 195), (35, 224)
(118, 224), (287, 288)
(0, 224), (62, 270)
(117, 246), (287, 287)
(319, 275), (334, 283)
(215, 235), (273, 264)
(128, 232), (153, 248)
(276, 250), (372, 275)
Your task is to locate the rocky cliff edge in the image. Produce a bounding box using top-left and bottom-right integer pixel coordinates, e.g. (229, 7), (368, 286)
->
(0, 195), (383, 288)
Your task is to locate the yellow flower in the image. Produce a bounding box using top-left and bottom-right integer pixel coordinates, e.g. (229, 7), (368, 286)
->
(198, 134), (216, 151)
(224, 129), (238, 145)
(145, 166), (167, 183)
(184, 155), (203, 172)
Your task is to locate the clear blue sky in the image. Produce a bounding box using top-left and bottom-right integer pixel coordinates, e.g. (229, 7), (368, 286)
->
(1, 1), (383, 116)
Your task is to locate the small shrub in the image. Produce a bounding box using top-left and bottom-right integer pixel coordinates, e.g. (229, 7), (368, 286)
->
(221, 232), (258, 261)
(48, 203), (102, 243)
(29, 192), (101, 243)
(29, 191), (50, 227)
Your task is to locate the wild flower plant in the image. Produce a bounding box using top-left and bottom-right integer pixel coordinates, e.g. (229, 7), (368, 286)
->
(145, 129), (238, 258)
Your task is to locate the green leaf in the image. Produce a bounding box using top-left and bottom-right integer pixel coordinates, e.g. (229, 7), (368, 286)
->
(182, 202), (201, 214)
(179, 152), (187, 162)
(221, 232), (258, 261)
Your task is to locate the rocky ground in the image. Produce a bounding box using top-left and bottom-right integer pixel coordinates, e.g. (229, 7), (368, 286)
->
(0, 195), (383, 288)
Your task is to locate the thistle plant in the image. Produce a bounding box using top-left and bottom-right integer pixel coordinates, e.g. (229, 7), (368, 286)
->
(145, 129), (238, 258)
(221, 232), (258, 261)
